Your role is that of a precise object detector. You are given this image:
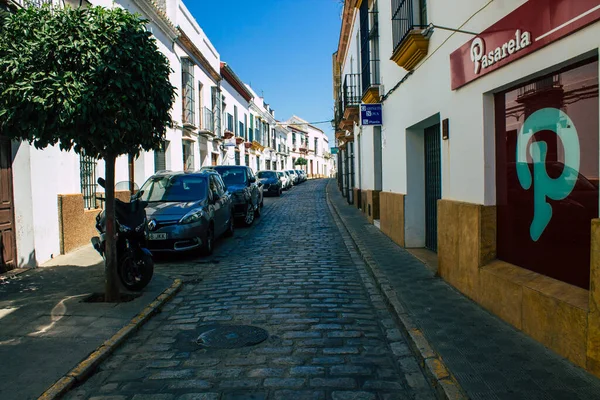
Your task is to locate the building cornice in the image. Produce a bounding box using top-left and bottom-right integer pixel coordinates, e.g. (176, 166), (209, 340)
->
(132, 0), (179, 41)
(178, 28), (221, 83)
(221, 63), (254, 102)
(336, 0), (359, 66)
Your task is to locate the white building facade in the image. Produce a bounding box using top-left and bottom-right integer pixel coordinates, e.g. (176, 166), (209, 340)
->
(334, 0), (600, 376)
(285, 116), (333, 178)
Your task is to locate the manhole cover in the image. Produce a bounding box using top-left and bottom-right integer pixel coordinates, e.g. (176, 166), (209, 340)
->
(196, 324), (268, 349)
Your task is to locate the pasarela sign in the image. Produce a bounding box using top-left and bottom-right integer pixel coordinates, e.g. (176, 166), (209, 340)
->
(450, 0), (600, 90)
(470, 29), (532, 74)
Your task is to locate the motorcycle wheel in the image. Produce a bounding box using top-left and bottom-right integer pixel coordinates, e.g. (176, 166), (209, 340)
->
(118, 252), (154, 291)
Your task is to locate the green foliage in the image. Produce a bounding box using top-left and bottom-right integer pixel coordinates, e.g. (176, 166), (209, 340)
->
(295, 157), (308, 166)
(0, 5), (175, 159)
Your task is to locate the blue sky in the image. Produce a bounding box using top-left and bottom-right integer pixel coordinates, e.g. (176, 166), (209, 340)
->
(189, 0), (342, 145)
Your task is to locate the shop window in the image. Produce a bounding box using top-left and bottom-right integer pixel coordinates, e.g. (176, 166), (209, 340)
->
(495, 58), (599, 289)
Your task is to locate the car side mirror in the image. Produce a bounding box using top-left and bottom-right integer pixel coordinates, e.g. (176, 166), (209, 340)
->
(97, 177), (106, 188)
(249, 176), (256, 183)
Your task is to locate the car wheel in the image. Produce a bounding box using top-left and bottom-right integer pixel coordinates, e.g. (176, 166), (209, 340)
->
(255, 201), (261, 218)
(201, 225), (214, 255)
(244, 203), (255, 226)
(277, 188), (282, 197)
(224, 214), (235, 237)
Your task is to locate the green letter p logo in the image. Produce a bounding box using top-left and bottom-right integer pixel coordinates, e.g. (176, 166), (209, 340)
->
(516, 108), (580, 241)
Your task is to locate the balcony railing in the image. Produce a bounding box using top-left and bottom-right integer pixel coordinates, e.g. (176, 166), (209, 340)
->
(343, 74), (361, 110)
(16, 0), (54, 6)
(201, 107), (214, 133)
(518, 75), (562, 98)
(392, 0), (419, 53)
(361, 2), (380, 96)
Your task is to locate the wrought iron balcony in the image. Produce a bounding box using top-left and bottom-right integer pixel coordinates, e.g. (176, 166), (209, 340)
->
(391, 0), (429, 71)
(199, 107), (214, 135)
(343, 73), (361, 111)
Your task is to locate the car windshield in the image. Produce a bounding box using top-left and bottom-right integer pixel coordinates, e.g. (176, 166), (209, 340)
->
(257, 171), (277, 179)
(140, 175), (208, 203)
(288, 170), (296, 175)
(277, 172), (283, 177)
(213, 168), (247, 185)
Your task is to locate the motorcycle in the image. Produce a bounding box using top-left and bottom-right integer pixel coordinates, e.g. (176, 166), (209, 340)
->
(91, 178), (154, 291)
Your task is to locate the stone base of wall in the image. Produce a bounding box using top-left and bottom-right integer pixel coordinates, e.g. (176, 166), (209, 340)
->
(437, 199), (597, 373)
(58, 191), (132, 255)
(379, 192), (405, 247)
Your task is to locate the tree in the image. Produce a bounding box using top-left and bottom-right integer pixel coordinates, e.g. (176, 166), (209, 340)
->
(295, 157), (308, 166)
(0, 5), (175, 301)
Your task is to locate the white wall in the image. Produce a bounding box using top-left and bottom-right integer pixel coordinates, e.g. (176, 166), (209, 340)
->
(28, 146), (80, 263)
(12, 142), (35, 267)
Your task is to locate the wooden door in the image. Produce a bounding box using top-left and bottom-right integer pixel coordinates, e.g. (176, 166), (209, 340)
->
(0, 138), (16, 272)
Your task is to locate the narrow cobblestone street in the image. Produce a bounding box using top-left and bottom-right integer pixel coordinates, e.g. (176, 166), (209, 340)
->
(65, 179), (433, 400)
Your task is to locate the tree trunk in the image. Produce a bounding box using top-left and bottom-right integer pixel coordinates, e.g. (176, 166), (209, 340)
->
(104, 153), (120, 302)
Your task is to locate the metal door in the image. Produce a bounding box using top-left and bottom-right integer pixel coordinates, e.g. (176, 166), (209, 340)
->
(424, 124), (441, 252)
(0, 138), (16, 272)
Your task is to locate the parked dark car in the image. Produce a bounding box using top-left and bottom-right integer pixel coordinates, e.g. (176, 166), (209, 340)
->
(140, 171), (234, 255)
(201, 165), (264, 226)
(258, 170), (283, 196)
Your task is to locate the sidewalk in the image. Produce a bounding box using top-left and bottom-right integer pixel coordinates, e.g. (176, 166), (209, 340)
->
(327, 180), (600, 400)
(0, 246), (173, 400)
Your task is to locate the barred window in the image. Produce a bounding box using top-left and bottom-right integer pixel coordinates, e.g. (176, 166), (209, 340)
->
(182, 141), (194, 171)
(182, 58), (195, 125)
(80, 154), (97, 210)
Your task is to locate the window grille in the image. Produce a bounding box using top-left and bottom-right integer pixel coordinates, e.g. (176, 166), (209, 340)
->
(80, 154), (97, 210)
(391, 0), (426, 52)
(182, 58), (195, 125)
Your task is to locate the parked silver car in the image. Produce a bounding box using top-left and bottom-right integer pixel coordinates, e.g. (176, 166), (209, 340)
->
(141, 171), (234, 254)
(287, 169), (299, 184)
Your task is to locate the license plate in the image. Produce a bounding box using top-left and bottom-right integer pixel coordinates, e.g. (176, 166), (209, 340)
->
(148, 233), (167, 240)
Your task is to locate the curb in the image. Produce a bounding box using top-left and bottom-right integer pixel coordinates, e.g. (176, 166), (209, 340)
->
(38, 279), (183, 400)
(326, 185), (468, 400)
(0, 267), (30, 281)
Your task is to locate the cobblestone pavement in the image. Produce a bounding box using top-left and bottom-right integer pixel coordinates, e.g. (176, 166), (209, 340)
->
(327, 180), (600, 400)
(64, 179), (434, 400)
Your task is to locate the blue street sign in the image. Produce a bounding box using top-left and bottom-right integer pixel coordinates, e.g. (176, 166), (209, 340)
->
(360, 104), (382, 126)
